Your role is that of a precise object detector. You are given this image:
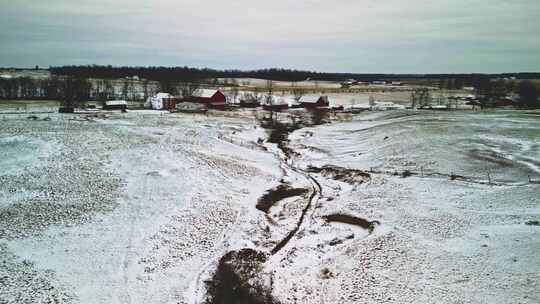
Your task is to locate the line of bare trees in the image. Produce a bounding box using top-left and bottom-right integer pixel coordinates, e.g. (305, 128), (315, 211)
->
(49, 65), (540, 83)
(0, 75), (232, 107)
(0, 76), (91, 102)
(0, 76), (148, 109)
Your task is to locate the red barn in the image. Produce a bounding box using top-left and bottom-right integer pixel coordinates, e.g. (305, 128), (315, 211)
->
(301, 96), (330, 109)
(191, 89), (227, 108)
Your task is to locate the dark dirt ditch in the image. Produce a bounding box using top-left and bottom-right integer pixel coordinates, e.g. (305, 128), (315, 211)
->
(256, 184), (309, 213)
(306, 165), (371, 184)
(202, 112), (343, 302)
(322, 213), (380, 233)
(204, 248), (279, 304)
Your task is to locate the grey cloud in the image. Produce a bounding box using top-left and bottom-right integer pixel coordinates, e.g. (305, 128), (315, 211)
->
(1, 0), (539, 72)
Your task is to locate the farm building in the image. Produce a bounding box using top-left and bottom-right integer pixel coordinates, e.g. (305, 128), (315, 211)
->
(300, 96), (330, 109)
(278, 96), (299, 108)
(161, 98), (178, 111)
(103, 100), (127, 111)
(370, 101), (405, 111)
(147, 93), (179, 110)
(190, 89), (227, 108)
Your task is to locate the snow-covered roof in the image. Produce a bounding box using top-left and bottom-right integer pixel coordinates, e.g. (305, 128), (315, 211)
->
(194, 89), (220, 98)
(155, 92), (173, 99)
(371, 101), (405, 109)
(300, 95), (329, 104)
(374, 101), (396, 106)
(275, 96), (297, 106)
(300, 94), (321, 102)
(105, 100), (127, 106)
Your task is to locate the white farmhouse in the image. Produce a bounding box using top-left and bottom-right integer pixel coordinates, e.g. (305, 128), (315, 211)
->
(146, 92), (174, 110)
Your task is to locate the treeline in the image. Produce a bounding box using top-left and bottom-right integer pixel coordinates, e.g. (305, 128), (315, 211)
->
(0, 75), (198, 102)
(0, 76), (93, 107)
(50, 66), (316, 82)
(467, 78), (538, 108)
(49, 65), (540, 83)
(0, 76), (79, 100)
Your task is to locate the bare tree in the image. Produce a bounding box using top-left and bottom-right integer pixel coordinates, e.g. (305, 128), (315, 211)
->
(264, 80), (274, 105)
(121, 79), (130, 100)
(142, 79), (150, 101)
(179, 82), (200, 99)
(264, 80), (277, 122)
(43, 76), (62, 100)
(410, 88), (431, 109)
(369, 95), (375, 108)
(229, 86), (239, 104)
(253, 87), (263, 104)
(60, 77), (91, 110)
(230, 79), (240, 104)
(104, 80), (114, 101)
(94, 80), (107, 106)
(159, 79), (178, 95)
(291, 81), (304, 103)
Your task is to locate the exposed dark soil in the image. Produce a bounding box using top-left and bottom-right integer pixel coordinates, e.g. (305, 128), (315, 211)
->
(205, 248), (279, 304)
(322, 213), (380, 233)
(401, 170), (414, 178)
(256, 184), (309, 213)
(306, 165), (371, 184)
(267, 124), (300, 158)
(256, 115), (324, 255)
(467, 148), (514, 167)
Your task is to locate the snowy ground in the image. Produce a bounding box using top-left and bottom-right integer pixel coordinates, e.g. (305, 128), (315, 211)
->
(1, 109), (539, 303)
(0, 111), (281, 303)
(281, 110), (540, 303)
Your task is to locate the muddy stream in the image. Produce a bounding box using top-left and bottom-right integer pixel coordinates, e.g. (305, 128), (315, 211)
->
(194, 116), (377, 304)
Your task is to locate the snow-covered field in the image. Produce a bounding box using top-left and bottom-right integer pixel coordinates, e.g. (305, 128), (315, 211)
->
(286, 110), (540, 303)
(1, 109), (539, 303)
(0, 111), (282, 303)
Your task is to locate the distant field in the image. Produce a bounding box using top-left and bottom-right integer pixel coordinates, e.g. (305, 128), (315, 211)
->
(221, 78), (454, 95)
(0, 69), (51, 79)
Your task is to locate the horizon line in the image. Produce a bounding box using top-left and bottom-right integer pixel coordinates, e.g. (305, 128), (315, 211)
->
(1, 65), (540, 76)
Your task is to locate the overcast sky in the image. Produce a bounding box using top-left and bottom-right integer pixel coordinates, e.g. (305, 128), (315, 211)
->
(1, 0), (539, 73)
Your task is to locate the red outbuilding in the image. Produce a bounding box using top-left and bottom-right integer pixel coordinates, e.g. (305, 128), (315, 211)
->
(191, 89), (227, 108)
(301, 96), (330, 109)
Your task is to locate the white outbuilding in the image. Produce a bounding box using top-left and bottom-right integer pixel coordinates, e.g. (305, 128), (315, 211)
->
(370, 101), (405, 111)
(146, 92), (174, 110)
